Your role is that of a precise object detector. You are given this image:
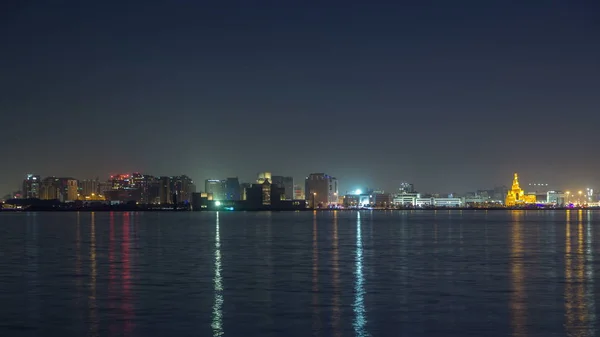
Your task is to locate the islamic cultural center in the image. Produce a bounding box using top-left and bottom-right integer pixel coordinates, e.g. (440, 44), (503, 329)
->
(505, 173), (536, 206)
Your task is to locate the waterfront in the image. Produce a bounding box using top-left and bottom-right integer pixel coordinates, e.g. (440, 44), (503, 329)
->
(0, 210), (598, 337)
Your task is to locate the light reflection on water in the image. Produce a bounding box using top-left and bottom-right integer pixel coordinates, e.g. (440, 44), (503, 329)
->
(331, 211), (341, 337)
(88, 212), (98, 337)
(212, 212), (223, 337)
(312, 210), (321, 336)
(510, 211), (526, 337)
(585, 211), (596, 336)
(353, 212), (369, 337)
(3, 211), (600, 337)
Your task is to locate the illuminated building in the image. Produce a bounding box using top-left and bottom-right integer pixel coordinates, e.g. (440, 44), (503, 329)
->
(393, 192), (420, 206)
(22, 174), (41, 199)
(257, 172), (272, 184)
(547, 191), (566, 205)
(131, 173), (156, 204)
(271, 176), (293, 200)
(109, 174), (132, 190)
(66, 179), (78, 201)
(205, 179), (226, 201)
(80, 179), (99, 197)
(39, 177), (59, 200)
(505, 173), (536, 206)
(39, 177), (78, 202)
(305, 173), (338, 208)
(399, 182), (415, 194)
(373, 193), (393, 208)
(240, 183), (251, 201)
(293, 184), (304, 200)
(171, 175), (196, 203)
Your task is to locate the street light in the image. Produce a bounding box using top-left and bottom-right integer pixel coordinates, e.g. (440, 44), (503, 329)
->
(313, 192), (317, 209)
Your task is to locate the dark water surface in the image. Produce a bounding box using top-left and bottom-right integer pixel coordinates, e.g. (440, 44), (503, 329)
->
(0, 210), (598, 337)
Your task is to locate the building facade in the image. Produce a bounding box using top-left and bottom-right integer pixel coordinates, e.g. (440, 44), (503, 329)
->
(22, 174), (41, 199)
(225, 177), (241, 201)
(305, 173), (338, 208)
(271, 176), (293, 200)
(205, 179), (226, 201)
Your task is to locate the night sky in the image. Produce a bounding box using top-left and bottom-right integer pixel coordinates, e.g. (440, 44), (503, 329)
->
(1, 0), (599, 195)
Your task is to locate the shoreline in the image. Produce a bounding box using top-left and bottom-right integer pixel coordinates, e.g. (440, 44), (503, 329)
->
(1, 207), (597, 213)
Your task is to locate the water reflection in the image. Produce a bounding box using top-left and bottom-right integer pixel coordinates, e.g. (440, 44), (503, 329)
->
(585, 211), (596, 336)
(76, 213), (82, 307)
(25, 213), (39, 325)
(353, 212), (369, 337)
(109, 212), (116, 334)
(122, 212), (134, 334)
(564, 210), (596, 336)
(510, 211), (526, 336)
(331, 211), (341, 337)
(212, 212), (224, 337)
(89, 212), (98, 337)
(312, 211), (320, 334)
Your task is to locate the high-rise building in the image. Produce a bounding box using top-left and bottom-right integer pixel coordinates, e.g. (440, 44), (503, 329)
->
(80, 179), (99, 197)
(98, 181), (112, 197)
(271, 176), (294, 200)
(399, 182), (415, 194)
(131, 173), (155, 204)
(257, 172), (272, 184)
(205, 179), (226, 201)
(305, 173), (338, 208)
(39, 177), (78, 202)
(22, 174), (41, 199)
(171, 175), (196, 203)
(39, 177), (59, 200)
(240, 182), (252, 201)
(110, 174), (133, 190)
(225, 177), (241, 200)
(66, 179), (78, 201)
(159, 176), (172, 204)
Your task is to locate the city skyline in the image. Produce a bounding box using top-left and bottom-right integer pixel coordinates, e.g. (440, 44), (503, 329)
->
(2, 1), (599, 195)
(5, 169), (597, 200)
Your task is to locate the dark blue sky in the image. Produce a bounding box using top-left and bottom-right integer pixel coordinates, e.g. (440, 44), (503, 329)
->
(1, 0), (599, 194)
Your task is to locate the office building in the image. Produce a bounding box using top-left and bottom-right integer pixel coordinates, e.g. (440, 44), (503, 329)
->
(159, 176), (172, 204)
(547, 191), (565, 205)
(271, 176), (293, 200)
(305, 173), (338, 208)
(225, 177), (241, 200)
(66, 179), (78, 201)
(399, 182), (415, 194)
(205, 179), (226, 201)
(109, 174), (133, 190)
(39, 177), (59, 200)
(172, 175), (196, 203)
(22, 174), (41, 199)
(80, 179), (99, 197)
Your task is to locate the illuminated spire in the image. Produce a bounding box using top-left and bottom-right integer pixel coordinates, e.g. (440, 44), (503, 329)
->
(512, 173), (520, 190)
